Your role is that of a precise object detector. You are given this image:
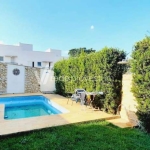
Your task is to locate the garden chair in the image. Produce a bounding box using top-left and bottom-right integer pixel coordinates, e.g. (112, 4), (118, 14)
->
(80, 92), (86, 105)
(67, 93), (81, 105)
(66, 92), (73, 103)
(67, 89), (86, 106)
(67, 89), (86, 105)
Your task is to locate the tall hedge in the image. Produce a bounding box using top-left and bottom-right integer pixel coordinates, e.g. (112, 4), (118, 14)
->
(131, 36), (150, 132)
(54, 47), (126, 114)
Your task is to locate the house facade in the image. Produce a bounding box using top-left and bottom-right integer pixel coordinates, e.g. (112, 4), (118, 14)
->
(0, 43), (62, 68)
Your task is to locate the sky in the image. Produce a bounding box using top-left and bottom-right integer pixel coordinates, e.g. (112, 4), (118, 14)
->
(0, 0), (150, 57)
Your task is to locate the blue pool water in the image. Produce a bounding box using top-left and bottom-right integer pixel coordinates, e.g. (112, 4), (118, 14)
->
(0, 95), (64, 120)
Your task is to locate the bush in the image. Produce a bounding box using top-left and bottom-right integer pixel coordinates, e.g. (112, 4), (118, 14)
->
(92, 94), (105, 110)
(131, 36), (150, 132)
(54, 47), (126, 114)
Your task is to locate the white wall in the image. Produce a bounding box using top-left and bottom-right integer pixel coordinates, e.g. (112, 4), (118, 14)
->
(7, 64), (25, 93)
(120, 74), (137, 122)
(19, 43), (33, 51)
(40, 69), (55, 92)
(0, 43), (62, 67)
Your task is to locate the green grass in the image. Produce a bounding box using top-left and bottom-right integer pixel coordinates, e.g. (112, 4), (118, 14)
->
(0, 120), (150, 150)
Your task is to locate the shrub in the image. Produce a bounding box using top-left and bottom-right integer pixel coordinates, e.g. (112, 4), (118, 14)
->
(99, 48), (126, 114)
(54, 47), (126, 114)
(92, 94), (105, 110)
(131, 36), (150, 132)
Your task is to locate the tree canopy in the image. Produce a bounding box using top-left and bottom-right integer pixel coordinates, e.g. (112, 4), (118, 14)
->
(131, 36), (150, 132)
(68, 47), (96, 57)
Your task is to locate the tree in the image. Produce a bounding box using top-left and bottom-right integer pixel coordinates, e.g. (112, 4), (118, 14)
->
(131, 36), (150, 132)
(68, 47), (96, 57)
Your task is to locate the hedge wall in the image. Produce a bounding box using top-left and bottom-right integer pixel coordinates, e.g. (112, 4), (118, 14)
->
(54, 47), (126, 114)
(131, 36), (150, 132)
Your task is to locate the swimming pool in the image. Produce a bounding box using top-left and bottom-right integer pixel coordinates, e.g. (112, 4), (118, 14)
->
(0, 95), (69, 120)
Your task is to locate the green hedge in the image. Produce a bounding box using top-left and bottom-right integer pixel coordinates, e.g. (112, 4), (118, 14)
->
(54, 47), (126, 114)
(131, 36), (150, 132)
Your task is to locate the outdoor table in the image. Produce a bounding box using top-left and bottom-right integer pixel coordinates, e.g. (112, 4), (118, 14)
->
(85, 92), (104, 106)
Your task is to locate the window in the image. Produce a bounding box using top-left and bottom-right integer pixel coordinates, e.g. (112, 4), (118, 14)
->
(0, 56), (3, 61)
(32, 62), (34, 67)
(37, 62), (41, 67)
(49, 62), (51, 68)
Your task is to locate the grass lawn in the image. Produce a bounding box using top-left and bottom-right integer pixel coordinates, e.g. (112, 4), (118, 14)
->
(0, 120), (150, 150)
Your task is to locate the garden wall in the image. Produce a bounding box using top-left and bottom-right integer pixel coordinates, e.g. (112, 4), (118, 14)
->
(7, 64), (25, 93)
(40, 69), (55, 93)
(0, 62), (55, 94)
(25, 67), (40, 93)
(120, 74), (137, 122)
(0, 63), (7, 91)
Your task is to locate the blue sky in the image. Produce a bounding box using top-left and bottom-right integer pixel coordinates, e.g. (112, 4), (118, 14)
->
(0, 0), (150, 56)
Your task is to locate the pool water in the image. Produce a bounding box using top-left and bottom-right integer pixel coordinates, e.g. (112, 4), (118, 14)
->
(5, 104), (53, 119)
(0, 95), (68, 120)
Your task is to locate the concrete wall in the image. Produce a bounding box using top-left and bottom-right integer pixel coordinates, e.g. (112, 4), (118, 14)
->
(120, 74), (137, 122)
(7, 65), (25, 93)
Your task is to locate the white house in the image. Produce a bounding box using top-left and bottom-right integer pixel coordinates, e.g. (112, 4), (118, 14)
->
(0, 43), (62, 68)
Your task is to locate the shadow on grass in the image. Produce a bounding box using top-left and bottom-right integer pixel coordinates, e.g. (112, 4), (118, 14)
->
(0, 120), (150, 150)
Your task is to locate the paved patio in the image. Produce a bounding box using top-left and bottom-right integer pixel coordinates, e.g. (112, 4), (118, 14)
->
(0, 93), (129, 135)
